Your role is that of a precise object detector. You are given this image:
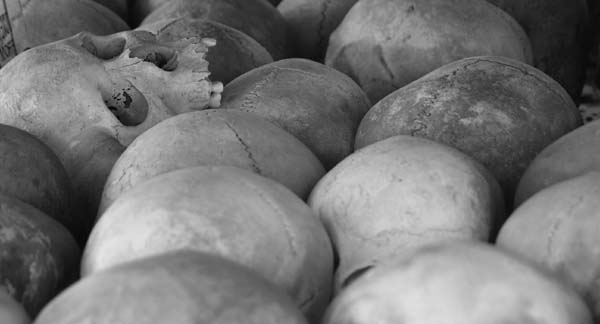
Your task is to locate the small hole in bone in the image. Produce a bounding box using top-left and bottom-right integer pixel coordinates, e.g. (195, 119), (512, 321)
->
(80, 33), (126, 60)
(103, 84), (149, 126)
(128, 45), (178, 71)
(341, 265), (374, 289)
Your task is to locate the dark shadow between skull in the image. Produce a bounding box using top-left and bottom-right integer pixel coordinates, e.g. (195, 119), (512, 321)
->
(128, 45), (178, 71)
(341, 265), (374, 289)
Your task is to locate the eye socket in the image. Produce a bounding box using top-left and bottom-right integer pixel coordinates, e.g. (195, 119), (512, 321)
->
(128, 45), (178, 71)
(80, 33), (126, 60)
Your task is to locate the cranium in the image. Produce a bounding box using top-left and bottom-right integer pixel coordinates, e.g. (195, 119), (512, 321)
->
(324, 242), (593, 324)
(0, 30), (223, 240)
(308, 135), (504, 293)
(0, 0), (129, 66)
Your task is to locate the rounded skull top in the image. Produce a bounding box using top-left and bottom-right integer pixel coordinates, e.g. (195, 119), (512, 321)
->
(99, 109), (325, 214)
(84, 166), (333, 321)
(277, 0), (359, 61)
(220, 58), (372, 169)
(308, 135), (504, 292)
(325, 0), (532, 103)
(355, 56), (581, 207)
(0, 193), (80, 317)
(514, 118), (600, 206)
(0, 0), (129, 67)
(0, 125), (73, 235)
(35, 251), (309, 324)
(498, 172), (600, 321)
(323, 242), (593, 324)
(139, 0), (291, 60)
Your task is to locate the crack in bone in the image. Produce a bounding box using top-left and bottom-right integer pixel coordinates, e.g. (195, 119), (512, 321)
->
(221, 119), (261, 174)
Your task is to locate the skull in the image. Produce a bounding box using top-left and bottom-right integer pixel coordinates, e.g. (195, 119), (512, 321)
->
(0, 0), (129, 66)
(0, 30), (223, 240)
(138, 17), (273, 84)
(0, 286), (29, 324)
(138, 0), (291, 60)
(308, 135), (504, 293)
(323, 242), (593, 324)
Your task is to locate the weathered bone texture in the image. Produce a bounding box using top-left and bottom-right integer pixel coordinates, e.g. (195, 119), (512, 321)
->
(139, 18), (273, 84)
(99, 109), (325, 214)
(308, 135), (504, 293)
(0, 0), (129, 64)
(325, 0), (533, 103)
(139, 0), (291, 60)
(0, 30), (222, 240)
(515, 117), (600, 206)
(0, 125), (74, 238)
(486, 0), (590, 103)
(278, 0), (359, 61)
(220, 58), (372, 169)
(0, 193), (80, 317)
(35, 251), (309, 324)
(84, 166), (333, 322)
(324, 242), (593, 324)
(498, 172), (600, 323)
(355, 56), (581, 209)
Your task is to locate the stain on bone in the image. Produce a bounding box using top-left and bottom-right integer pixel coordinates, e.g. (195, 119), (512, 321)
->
(104, 84), (149, 126)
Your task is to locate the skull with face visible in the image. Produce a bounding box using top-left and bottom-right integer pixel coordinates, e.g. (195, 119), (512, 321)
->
(0, 30), (223, 241)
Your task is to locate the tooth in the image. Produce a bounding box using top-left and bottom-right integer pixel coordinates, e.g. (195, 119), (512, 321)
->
(211, 81), (224, 94)
(201, 38), (217, 47)
(209, 93), (222, 108)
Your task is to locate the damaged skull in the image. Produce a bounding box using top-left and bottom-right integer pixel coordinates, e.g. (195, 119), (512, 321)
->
(0, 30), (223, 240)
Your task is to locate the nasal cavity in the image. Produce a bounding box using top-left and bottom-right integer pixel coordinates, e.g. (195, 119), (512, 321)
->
(80, 33), (126, 60)
(128, 45), (177, 71)
(104, 82), (149, 126)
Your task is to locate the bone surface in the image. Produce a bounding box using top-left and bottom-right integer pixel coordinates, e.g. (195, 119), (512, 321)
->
(0, 30), (220, 238)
